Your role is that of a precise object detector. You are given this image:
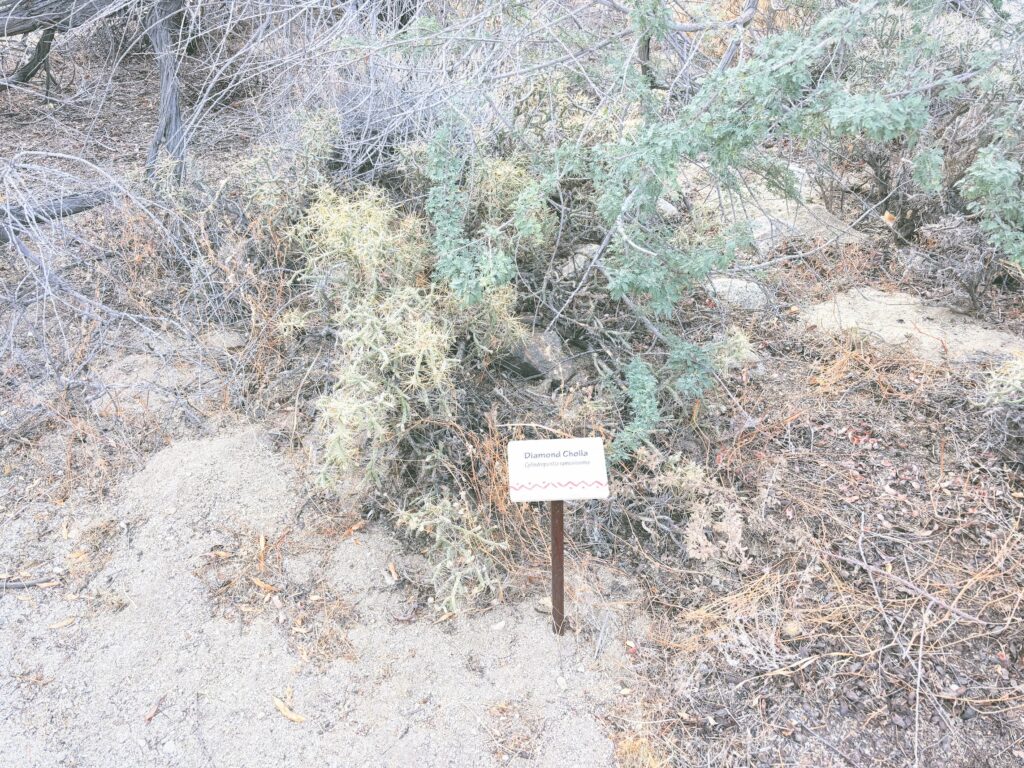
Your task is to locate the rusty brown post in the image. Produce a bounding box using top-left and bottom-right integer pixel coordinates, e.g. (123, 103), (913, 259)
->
(550, 499), (565, 634)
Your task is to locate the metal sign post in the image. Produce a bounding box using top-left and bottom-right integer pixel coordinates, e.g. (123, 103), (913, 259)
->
(550, 499), (565, 634)
(507, 437), (609, 635)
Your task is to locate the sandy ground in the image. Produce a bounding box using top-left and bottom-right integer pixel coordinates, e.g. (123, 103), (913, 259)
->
(803, 287), (1024, 363)
(0, 428), (639, 768)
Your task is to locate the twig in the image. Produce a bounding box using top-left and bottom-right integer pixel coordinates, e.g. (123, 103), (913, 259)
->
(0, 577), (58, 591)
(823, 549), (998, 627)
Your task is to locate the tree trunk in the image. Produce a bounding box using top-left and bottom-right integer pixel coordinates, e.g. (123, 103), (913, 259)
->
(145, 0), (185, 182)
(0, 27), (54, 91)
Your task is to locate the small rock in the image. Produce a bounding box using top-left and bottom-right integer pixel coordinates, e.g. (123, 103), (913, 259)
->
(559, 244), (600, 280)
(656, 198), (682, 222)
(507, 330), (575, 385)
(708, 277), (769, 311)
(203, 328), (247, 353)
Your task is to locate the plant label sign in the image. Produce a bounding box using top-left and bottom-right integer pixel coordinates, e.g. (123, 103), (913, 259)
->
(507, 437), (609, 503)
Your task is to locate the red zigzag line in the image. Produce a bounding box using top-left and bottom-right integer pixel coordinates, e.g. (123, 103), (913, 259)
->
(509, 480), (608, 491)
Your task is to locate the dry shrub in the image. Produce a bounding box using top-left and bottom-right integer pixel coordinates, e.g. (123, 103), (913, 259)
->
(396, 495), (509, 610)
(980, 352), (1024, 460)
(620, 449), (748, 566)
(655, 456), (741, 561)
(297, 189), (455, 485)
(295, 186), (431, 295)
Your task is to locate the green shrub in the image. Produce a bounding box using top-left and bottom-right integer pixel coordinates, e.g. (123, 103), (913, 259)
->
(610, 359), (660, 463)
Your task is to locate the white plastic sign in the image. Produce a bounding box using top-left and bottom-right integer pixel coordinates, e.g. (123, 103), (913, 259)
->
(507, 438), (609, 502)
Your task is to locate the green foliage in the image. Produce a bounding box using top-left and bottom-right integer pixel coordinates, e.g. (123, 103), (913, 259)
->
(511, 180), (552, 248)
(603, 233), (735, 316)
(912, 147), (945, 194)
(425, 133), (518, 303)
(668, 338), (712, 399)
(959, 147), (1024, 264)
(629, 0), (671, 41)
(610, 359), (660, 463)
(828, 92), (929, 143)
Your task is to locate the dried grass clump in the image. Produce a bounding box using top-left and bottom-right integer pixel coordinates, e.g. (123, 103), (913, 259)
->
(983, 353), (1024, 407)
(225, 109), (340, 233)
(614, 734), (672, 768)
(469, 158), (537, 223)
(650, 454), (746, 564)
(713, 326), (759, 373)
(980, 352), (1024, 458)
(439, 284), (526, 355)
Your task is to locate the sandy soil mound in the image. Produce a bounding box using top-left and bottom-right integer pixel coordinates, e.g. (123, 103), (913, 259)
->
(803, 287), (1024, 363)
(0, 427), (625, 767)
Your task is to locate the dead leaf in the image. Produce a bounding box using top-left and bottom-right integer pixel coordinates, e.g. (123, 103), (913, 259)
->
(387, 562), (399, 581)
(144, 695), (166, 723)
(882, 211), (897, 226)
(48, 617), (76, 630)
(273, 696), (306, 723)
(249, 576), (278, 592)
(341, 520), (366, 540)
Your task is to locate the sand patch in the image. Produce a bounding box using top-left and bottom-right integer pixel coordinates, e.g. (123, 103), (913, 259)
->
(803, 288), (1024, 363)
(1, 427), (626, 768)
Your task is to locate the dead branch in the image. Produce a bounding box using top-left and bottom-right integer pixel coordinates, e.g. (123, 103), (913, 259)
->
(0, 189), (111, 244)
(0, 0), (120, 37)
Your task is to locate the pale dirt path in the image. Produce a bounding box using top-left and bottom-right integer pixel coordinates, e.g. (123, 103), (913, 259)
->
(0, 427), (638, 767)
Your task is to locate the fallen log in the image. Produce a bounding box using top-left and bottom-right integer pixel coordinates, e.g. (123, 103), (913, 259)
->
(0, 190), (111, 245)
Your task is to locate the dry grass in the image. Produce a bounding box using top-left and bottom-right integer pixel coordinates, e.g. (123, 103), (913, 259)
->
(594, 317), (1024, 764)
(486, 700), (545, 761)
(614, 734), (672, 768)
(196, 531), (355, 668)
